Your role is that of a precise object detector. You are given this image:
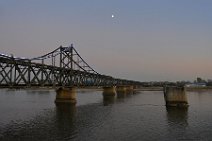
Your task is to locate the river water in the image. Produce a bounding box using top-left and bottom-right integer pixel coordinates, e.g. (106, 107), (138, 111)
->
(0, 89), (212, 141)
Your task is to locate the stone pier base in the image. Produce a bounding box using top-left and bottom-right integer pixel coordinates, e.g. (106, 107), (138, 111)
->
(103, 86), (116, 97)
(116, 86), (127, 99)
(164, 86), (188, 107)
(116, 86), (127, 93)
(55, 87), (77, 104)
(116, 86), (134, 93)
(127, 86), (134, 91)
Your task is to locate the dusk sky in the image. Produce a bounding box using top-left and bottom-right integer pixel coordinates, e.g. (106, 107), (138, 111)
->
(0, 0), (212, 81)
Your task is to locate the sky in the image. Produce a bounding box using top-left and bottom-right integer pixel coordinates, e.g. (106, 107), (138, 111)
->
(0, 0), (212, 82)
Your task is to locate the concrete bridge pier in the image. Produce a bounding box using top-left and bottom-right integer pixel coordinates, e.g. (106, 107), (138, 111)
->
(164, 86), (188, 107)
(133, 85), (138, 90)
(116, 86), (134, 96)
(55, 87), (77, 104)
(102, 86), (116, 97)
(116, 86), (127, 98)
(127, 86), (134, 92)
(102, 86), (116, 106)
(116, 86), (127, 93)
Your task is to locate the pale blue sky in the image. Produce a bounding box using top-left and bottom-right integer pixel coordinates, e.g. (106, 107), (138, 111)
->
(0, 0), (212, 81)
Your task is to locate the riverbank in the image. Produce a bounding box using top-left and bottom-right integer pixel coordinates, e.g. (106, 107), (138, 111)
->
(136, 86), (212, 92)
(185, 86), (212, 91)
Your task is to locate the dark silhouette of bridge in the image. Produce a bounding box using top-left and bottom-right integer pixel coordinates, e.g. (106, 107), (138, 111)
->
(0, 44), (141, 88)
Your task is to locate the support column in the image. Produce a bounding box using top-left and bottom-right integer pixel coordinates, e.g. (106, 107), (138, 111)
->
(116, 86), (134, 96)
(116, 86), (127, 93)
(116, 86), (127, 98)
(133, 85), (138, 90)
(103, 86), (116, 97)
(127, 86), (134, 91)
(164, 86), (188, 107)
(102, 86), (116, 106)
(55, 87), (77, 104)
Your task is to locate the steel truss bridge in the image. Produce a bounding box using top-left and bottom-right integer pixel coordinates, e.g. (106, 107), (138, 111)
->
(0, 45), (141, 88)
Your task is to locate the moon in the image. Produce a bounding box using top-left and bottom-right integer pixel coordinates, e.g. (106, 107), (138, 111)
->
(111, 15), (114, 18)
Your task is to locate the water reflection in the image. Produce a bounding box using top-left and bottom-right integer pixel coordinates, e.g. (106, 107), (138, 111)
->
(132, 90), (140, 95)
(0, 104), (78, 141)
(103, 95), (116, 106)
(26, 89), (51, 95)
(3, 90), (212, 141)
(117, 91), (127, 99)
(55, 103), (76, 119)
(55, 104), (77, 140)
(166, 107), (188, 126)
(126, 91), (134, 97)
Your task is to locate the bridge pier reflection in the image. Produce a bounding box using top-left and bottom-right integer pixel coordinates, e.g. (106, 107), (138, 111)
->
(117, 91), (127, 98)
(166, 106), (188, 129)
(55, 87), (77, 104)
(103, 95), (116, 106)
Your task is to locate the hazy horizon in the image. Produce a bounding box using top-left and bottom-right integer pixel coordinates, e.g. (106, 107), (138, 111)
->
(0, 0), (212, 82)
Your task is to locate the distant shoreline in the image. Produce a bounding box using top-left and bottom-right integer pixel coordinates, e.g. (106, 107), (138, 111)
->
(185, 86), (212, 91)
(136, 86), (212, 91)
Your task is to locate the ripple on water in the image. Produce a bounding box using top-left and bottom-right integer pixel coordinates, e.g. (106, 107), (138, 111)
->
(1, 90), (212, 140)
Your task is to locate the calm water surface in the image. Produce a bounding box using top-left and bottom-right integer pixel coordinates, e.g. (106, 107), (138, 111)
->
(0, 89), (212, 141)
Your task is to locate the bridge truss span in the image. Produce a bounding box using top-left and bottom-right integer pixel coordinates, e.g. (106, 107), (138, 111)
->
(0, 45), (141, 88)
